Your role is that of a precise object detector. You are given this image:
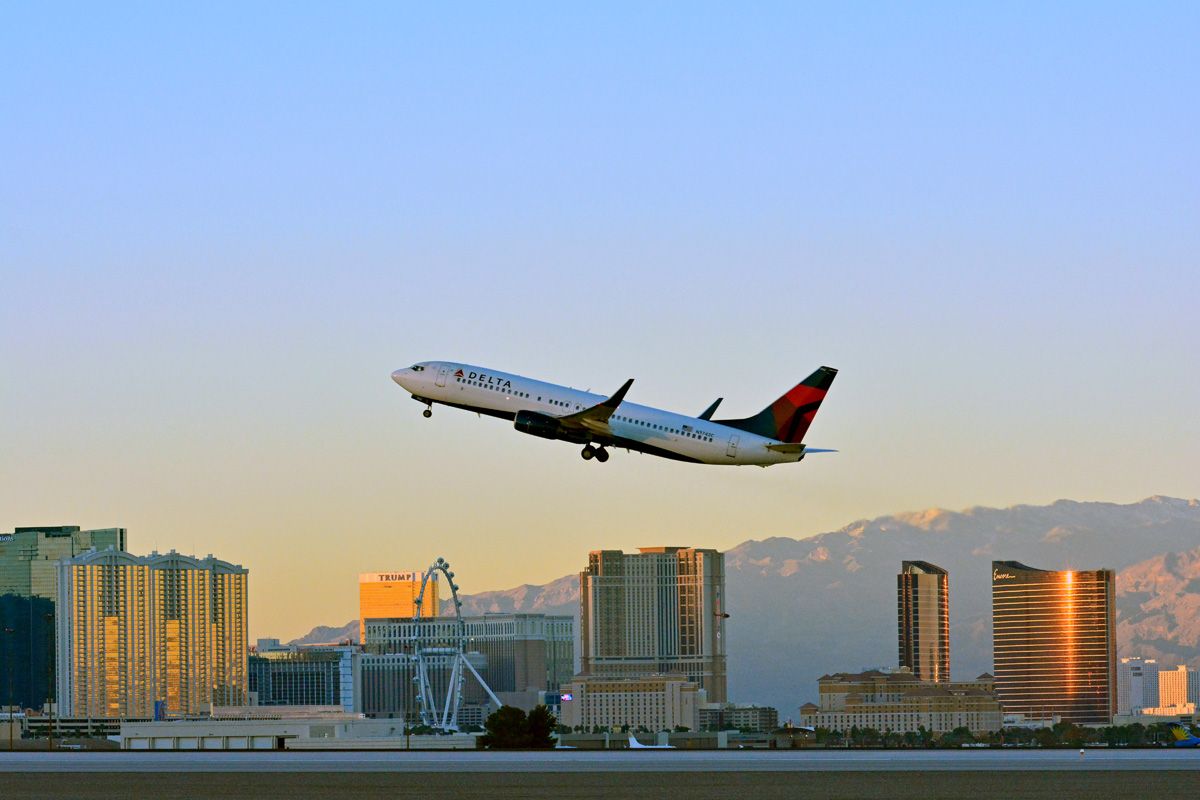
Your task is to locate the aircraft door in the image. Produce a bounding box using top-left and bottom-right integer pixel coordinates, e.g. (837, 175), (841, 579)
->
(726, 435), (739, 458)
(436, 366), (448, 387)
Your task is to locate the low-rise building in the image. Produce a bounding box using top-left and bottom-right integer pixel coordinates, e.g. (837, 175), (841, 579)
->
(558, 674), (704, 732)
(699, 703), (779, 732)
(364, 613), (574, 697)
(798, 669), (1001, 735)
(248, 646), (356, 712)
(1139, 703), (1196, 717)
(119, 712), (478, 750)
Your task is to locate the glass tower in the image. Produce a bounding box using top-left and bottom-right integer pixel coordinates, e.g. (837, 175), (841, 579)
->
(991, 561), (1116, 725)
(898, 561), (950, 682)
(0, 526), (126, 710)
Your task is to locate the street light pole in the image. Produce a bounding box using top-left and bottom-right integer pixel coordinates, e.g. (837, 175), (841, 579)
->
(44, 613), (55, 751)
(3, 626), (15, 751)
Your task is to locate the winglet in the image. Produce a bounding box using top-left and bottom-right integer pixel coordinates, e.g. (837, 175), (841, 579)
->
(603, 378), (634, 409)
(698, 398), (723, 420)
(556, 379), (633, 435)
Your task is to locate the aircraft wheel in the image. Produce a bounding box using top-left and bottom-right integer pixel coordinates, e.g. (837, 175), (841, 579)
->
(595, 448), (610, 463)
(581, 445), (596, 460)
(422, 408), (432, 418)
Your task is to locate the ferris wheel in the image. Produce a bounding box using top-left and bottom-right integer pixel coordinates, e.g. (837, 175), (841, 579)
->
(411, 557), (501, 731)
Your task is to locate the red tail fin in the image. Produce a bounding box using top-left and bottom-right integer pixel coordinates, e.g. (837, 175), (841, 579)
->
(716, 367), (837, 443)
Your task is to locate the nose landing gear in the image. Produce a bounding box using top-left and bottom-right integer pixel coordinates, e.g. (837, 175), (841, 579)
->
(422, 406), (432, 418)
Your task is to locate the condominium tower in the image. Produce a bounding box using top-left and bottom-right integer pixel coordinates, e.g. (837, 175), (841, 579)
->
(897, 561), (950, 682)
(991, 561), (1116, 724)
(358, 571), (436, 644)
(57, 548), (248, 718)
(579, 547), (726, 703)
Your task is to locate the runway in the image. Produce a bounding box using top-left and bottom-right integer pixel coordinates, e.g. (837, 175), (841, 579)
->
(2, 749), (1197, 799)
(1, 747), (1197, 772)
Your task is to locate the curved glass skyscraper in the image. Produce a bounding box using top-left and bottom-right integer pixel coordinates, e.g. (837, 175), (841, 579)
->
(898, 561), (950, 682)
(991, 561), (1115, 725)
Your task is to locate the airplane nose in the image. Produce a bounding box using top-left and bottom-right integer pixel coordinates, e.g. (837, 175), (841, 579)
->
(391, 369), (407, 386)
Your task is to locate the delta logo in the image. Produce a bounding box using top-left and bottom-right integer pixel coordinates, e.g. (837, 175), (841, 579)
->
(465, 370), (512, 388)
(454, 369), (464, 378)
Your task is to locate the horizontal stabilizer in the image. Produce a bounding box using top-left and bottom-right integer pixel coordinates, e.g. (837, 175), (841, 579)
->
(764, 444), (838, 455)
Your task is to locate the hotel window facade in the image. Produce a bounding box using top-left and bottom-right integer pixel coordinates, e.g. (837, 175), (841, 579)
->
(249, 646), (355, 711)
(991, 561), (1116, 725)
(57, 548), (249, 718)
(579, 547), (726, 703)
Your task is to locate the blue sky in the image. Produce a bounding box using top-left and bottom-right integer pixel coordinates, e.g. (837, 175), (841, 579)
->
(3, 3), (1197, 639)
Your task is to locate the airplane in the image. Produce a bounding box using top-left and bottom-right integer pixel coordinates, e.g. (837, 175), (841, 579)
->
(390, 361), (838, 466)
(1169, 726), (1200, 747)
(627, 735), (674, 749)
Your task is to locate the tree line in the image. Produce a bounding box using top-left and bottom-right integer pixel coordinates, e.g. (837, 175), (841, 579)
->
(813, 720), (1187, 748)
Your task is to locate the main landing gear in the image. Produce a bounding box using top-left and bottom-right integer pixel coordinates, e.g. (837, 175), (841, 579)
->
(581, 444), (609, 463)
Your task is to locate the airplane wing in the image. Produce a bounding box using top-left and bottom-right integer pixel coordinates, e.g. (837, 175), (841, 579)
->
(556, 379), (634, 436)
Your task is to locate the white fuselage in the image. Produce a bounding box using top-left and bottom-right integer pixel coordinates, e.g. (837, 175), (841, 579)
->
(391, 361), (802, 466)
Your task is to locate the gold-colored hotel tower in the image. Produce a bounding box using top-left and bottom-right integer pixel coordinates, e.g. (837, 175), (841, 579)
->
(898, 561), (950, 682)
(57, 548), (248, 718)
(991, 561), (1116, 725)
(358, 571), (436, 643)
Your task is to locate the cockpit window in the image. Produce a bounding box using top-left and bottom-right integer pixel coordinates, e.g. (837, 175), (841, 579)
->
(410, 365), (425, 372)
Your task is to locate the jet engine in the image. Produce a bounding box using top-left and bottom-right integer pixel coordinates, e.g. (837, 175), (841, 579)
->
(513, 410), (562, 440)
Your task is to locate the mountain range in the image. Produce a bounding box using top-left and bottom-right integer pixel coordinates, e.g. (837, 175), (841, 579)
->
(289, 496), (1200, 713)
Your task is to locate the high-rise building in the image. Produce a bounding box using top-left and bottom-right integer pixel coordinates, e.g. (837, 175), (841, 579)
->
(1, 526), (126, 599)
(579, 547), (727, 703)
(358, 572), (435, 644)
(1117, 656), (1160, 715)
(0, 526), (126, 709)
(209, 559), (250, 707)
(1159, 665), (1191, 709)
(56, 549), (154, 718)
(57, 548), (248, 718)
(991, 561), (1116, 725)
(897, 561), (950, 682)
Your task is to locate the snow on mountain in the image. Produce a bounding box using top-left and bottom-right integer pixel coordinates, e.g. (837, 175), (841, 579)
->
(288, 496), (1200, 713)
